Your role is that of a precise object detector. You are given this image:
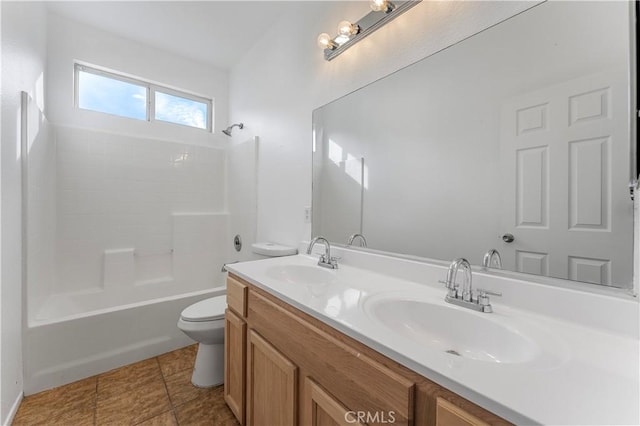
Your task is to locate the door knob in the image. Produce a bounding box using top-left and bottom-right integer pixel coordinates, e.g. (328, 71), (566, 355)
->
(502, 233), (515, 243)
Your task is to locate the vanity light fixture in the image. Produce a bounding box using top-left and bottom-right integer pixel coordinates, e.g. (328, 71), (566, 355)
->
(370, 0), (395, 13)
(338, 20), (360, 37)
(317, 0), (421, 61)
(317, 33), (338, 50)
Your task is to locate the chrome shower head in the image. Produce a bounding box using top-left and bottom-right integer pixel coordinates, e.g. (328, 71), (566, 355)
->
(222, 123), (244, 136)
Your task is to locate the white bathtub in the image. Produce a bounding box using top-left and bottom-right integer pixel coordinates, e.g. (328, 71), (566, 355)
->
(24, 286), (225, 395)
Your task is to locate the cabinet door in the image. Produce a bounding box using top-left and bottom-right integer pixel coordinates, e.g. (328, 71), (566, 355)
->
(227, 275), (248, 317)
(246, 329), (298, 426)
(225, 309), (246, 424)
(436, 397), (489, 426)
(304, 377), (365, 426)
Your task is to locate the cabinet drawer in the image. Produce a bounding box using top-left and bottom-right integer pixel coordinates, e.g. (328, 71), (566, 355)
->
(227, 275), (248, 317)
(436, 397), (488, 426)
(247, 289), (415, 425)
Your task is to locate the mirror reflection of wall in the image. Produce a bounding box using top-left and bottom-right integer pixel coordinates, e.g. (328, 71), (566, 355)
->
(312, 1), (635, 289)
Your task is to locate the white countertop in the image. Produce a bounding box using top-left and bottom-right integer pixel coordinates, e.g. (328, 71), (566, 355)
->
(226, 252), (639, 425)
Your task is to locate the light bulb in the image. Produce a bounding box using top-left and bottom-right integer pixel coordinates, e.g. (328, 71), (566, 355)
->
(370, 0), (394, 12)
(338, 20), (359, 37)
(317, 33), (336, 50)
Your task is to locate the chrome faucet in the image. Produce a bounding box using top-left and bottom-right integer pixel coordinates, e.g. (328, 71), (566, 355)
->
(347, 233), (367, 247)
(482, 249), (502, 269)
(444, 258), (473, 301)
(441, 257), (501, 313)
(306, 236), (338, 269)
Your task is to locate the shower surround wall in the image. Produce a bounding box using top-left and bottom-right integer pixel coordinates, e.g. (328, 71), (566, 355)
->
(24, 126), (231, 394)
(37, 10), (233, 318)
(26, 98), (56, 326)
(38, 127), (227, 316)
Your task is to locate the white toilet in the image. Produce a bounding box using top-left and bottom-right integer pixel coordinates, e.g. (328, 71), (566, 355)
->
(177, 295), (227, 387)
(251, 242), (298, 258)
(177, 242), (296, 387)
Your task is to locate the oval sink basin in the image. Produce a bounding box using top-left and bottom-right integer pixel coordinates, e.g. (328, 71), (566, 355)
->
(365, 298), (540, 364)
(266, 264), (336, 285)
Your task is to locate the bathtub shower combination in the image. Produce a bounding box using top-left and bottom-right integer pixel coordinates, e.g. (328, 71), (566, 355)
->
(22, 93), (256, 394)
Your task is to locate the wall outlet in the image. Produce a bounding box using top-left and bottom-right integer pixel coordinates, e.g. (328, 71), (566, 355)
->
(304, 206), (312, 223)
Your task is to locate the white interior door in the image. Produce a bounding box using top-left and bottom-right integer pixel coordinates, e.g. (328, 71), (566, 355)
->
(499, 69), (633, 286)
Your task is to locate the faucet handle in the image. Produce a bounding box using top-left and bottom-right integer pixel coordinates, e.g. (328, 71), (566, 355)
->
(438, 279), (456, 290)
(438, 280), (457, 298)
(476, 288), (502, 297)
(320, 254), (338, 262)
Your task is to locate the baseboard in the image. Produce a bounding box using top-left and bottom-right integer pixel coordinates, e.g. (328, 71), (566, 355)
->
(3, 391), (24, 426)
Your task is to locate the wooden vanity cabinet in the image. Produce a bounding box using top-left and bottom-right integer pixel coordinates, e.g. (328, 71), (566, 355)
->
(225, 274), (511, 426)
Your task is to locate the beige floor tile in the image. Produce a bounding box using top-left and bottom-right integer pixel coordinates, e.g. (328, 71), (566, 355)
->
(174, 386), (239, 426)
(157, 345), (197, 378)
(95, 376), (171, 425)
(97, 358), (162, 401)
(44, 403), (95, 426)
(134, 410), (178, 426)
(13, 403), (95, 426)
(164, 368), (213, 407)
(13, 376), (97, 425)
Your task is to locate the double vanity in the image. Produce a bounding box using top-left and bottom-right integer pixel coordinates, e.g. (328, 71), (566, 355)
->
(224, 246), (639, 425)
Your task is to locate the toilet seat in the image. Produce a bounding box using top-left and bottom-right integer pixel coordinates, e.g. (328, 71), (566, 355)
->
(180, 296), (226, 322)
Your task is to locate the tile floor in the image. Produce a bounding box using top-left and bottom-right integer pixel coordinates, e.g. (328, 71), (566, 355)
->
(13, 345), (239, 426)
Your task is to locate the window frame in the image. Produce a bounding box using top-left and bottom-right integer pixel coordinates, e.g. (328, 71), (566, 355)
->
(74, 63), (214, 132)
(150, 85), (213, 131)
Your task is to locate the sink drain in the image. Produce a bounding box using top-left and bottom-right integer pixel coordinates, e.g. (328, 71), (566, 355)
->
(445, 349), (461, 357)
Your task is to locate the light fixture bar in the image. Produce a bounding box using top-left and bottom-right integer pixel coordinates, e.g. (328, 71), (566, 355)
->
(323, 0), (422, 61)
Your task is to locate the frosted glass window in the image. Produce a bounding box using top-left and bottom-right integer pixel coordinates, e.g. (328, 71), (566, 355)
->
(77, 69), (147, 121)
(155, 91), (209, 130)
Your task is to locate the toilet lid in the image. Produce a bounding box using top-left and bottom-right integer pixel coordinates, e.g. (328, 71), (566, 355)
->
(180, 296), (226, 322)
(251, 242), (298, 257)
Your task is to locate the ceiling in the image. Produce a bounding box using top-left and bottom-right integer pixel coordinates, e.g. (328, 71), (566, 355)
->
(46, 1), (292, 70)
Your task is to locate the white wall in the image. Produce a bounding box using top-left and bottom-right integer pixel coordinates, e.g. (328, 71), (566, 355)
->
(229, 1), (539, 248)
(0, 1), (48, 423)
(46, 11), (229, 146)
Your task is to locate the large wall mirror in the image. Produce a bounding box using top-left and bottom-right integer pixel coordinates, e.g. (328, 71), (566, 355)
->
(312, 1), (637, 290)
